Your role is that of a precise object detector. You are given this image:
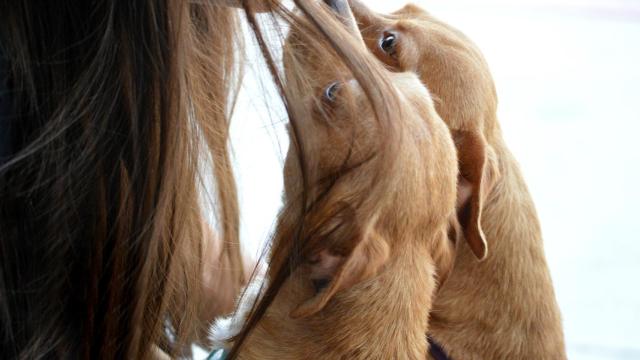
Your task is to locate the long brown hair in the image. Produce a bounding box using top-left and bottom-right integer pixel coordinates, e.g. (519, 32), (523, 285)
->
(0, 0), (401, 359)
(0, 1), (242, 358)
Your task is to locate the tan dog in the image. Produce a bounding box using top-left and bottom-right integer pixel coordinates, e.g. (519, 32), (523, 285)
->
(350, 2), (566, 359)
(210, 2), (463, 358)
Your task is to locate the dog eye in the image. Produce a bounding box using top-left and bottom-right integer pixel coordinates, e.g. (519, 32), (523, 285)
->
(323, 81), (340, 102)
(379, 31), (397, 57)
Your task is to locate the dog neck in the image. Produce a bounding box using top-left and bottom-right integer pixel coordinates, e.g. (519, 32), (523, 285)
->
(429, 135), (566, 359)
(234, 230), (445, 360)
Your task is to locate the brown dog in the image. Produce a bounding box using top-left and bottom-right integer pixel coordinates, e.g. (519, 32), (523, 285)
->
(350, 2), (567, 359)
(210, 2), (463, 358)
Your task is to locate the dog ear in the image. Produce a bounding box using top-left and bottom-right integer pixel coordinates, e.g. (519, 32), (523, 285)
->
(290, 225), (389, 318)
(452, 129), (496, 261)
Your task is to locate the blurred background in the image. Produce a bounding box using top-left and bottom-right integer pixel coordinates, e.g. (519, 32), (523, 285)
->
(224, 1), (640, 359)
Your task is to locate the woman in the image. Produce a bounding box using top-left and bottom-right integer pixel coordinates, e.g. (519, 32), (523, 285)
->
(0, 1), (401, 358)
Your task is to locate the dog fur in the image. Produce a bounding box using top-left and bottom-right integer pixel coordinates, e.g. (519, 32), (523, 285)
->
(210, 4), (463, 356)
(350, 2), (567, 358)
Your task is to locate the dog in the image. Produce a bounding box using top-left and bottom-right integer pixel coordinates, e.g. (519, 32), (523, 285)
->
(210, 2), (465, 358)
(349, 2), (567, 358)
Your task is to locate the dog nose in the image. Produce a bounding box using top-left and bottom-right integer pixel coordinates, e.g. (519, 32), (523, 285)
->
(323, 0), (367, 48)
(324, 0), (349, 16)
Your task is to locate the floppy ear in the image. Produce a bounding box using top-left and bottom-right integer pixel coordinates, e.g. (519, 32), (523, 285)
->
(452, 130), (495, 260)
(290, 225), (389, 318)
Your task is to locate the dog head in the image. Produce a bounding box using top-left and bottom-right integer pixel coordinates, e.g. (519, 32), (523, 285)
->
(285, 75), (459, 318)
(278, 1), (459, 319)
(350, 1), (501, 260)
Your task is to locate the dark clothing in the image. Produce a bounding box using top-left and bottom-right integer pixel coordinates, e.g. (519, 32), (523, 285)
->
(0, 43), (12, 165)
(428, 336), (453, 360)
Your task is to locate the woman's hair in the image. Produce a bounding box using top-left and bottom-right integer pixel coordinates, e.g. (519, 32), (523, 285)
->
(0, 1), (243, 358)
(0, 1), (402, 359)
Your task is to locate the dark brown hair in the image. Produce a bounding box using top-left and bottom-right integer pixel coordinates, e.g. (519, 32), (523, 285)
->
(0, 1), (243, 358)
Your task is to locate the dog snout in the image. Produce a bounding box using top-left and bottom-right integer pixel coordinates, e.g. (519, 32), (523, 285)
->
(324, 0), (349, 15)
